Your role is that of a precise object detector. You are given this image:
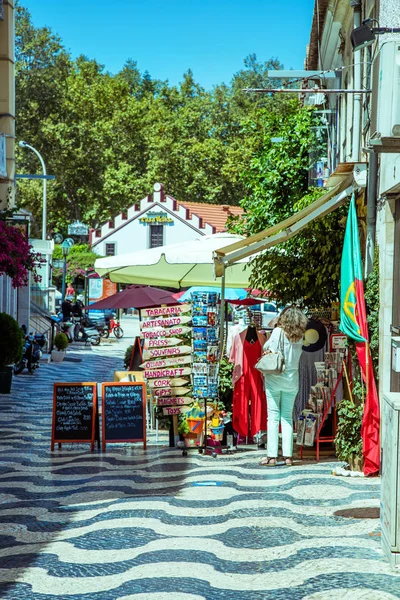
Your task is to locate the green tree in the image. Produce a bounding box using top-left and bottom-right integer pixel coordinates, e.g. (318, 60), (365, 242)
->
(52, 244), (101, 289)
(229, 98), (344, 307)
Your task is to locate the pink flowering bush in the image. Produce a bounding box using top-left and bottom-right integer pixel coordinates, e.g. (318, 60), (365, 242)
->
(0, 220), (43, 287)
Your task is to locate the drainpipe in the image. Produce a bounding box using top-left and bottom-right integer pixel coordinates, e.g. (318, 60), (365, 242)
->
(350, 0), (362, 162)
(365, 151), (378, 277)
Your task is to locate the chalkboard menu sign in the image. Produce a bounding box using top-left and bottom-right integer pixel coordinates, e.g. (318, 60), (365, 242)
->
(102, 382), (146, 451)
(51, 383), (97, 451)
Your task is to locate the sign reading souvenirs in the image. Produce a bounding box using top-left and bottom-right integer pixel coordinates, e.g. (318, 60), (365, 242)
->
(144, 367), (192, 379)
(141, 326), (191, 339)
(141, 355), (192, 370)
(141, 316), (191, 329)
(142, 304), (191, 318)
(139, 211), (174, 225)
(143, 345), (191, 359)
(102, 382), (146, 451)
(51, 383), (97, 451)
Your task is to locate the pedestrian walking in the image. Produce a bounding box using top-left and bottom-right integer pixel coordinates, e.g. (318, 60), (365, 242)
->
(259, 305), (308, 467)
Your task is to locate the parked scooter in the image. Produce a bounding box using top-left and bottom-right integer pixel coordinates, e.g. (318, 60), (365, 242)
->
(100, 317), (124, 339)
(14, 330), (46, 375)
(72, 316), (101, 346)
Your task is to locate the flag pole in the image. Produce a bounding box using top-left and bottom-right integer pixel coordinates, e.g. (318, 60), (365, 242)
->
(342, 359), (354, 404)
(365, 341), (369, 406)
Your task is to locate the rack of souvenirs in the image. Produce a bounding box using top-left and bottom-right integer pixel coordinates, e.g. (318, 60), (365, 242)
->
(297, 348), (347, 461)
(138, 291), (226, 456)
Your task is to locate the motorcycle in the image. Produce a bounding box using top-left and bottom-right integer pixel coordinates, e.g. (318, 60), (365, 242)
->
(14, 331), (46, 375)
(100, 317), (124, 339)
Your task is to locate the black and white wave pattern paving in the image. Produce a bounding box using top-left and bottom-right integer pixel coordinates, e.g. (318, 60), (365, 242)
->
(0, 339), (399, 599)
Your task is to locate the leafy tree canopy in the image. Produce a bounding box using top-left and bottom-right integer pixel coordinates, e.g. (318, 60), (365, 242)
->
(15, 3), (285, 235)
(228, 98), (344, 307)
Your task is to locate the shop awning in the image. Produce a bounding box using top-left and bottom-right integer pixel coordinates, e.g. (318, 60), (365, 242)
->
(214, 174), (354, 275)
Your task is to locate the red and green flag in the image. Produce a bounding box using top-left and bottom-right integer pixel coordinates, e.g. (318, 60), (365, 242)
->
(340, 194), (380, 476)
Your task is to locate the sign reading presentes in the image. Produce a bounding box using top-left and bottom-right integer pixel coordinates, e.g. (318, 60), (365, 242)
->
(102, 382), (146, 451)
(51, 383), (97, 451)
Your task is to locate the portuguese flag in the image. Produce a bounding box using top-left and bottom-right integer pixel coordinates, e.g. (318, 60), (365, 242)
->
(340, 194), (380, 476)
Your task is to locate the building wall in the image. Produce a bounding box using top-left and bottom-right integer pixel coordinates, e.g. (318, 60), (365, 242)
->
(91, 184), (215, 257)
(374, 0), (400, 393)
(0, 0), (15, 208)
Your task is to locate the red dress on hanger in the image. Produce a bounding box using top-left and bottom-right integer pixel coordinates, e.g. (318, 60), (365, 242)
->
(232, 336), (266, 438)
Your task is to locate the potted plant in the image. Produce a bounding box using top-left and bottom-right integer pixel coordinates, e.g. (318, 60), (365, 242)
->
(178, 417), (197, 447)
(52, 332), (69, 362)
(0, 313), (24, 393)
(334, 397), (364, 471)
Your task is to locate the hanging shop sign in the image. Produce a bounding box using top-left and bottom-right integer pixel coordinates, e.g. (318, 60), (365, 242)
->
(141, 315), (192, 329)
(142, 304), (191, 318)
(139, 211), (174, 225)
(147, 338), (184, 348)
(141, 326), (191, 339)
(144, 367), (192, 379)
(143, 345), (191, 359)
(156, 396), (193, 406)
(68, 220), (89, 236)
(153, 387), (191, 397)
(141, 355), (192, 370)
(147, 377), (189, 389)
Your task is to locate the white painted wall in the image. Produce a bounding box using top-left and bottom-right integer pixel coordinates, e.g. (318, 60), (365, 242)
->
(92, 203), (209, 256)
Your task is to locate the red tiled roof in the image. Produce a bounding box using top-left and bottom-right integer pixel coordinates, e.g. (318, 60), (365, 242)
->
(176, 201), (243, 232)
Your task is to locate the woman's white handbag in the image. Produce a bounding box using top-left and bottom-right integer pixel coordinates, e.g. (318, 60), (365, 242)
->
(254, 330), (285, 375)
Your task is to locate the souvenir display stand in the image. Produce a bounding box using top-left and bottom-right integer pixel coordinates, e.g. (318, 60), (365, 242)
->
(297, 349), (347, 461)
(138, 293), (227, 457)
(191, 291), (227, 457)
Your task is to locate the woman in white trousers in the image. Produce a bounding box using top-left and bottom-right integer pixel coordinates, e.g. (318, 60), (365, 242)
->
(259, 306), (307, 467)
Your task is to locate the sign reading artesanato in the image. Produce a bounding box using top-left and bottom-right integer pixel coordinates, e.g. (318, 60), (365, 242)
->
(139, 211), (174, 225)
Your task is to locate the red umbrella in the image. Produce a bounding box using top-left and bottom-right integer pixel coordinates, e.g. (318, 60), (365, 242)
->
(86, 285), (178, 310)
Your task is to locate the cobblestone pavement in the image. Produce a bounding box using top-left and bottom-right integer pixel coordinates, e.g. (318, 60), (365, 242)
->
(0, 330), (399, 599)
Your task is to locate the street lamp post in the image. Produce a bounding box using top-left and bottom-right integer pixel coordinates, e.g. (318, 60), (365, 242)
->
(61, 241), (70, 300)
(18, 141), (47, 241)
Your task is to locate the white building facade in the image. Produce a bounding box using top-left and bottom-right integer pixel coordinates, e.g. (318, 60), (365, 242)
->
(90, 183), (242, 257)
(306, 0), (400, 395)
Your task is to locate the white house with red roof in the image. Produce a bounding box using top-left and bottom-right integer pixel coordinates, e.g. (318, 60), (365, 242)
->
(90, 183), (243, 257)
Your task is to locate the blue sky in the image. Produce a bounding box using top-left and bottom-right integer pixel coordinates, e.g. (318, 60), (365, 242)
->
(20, 0), (315, 89)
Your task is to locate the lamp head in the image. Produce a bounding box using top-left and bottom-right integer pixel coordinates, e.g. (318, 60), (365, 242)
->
(61, 240), (71, 257)
(351, 23), (376, 51)
(18, 140), (28, 148)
